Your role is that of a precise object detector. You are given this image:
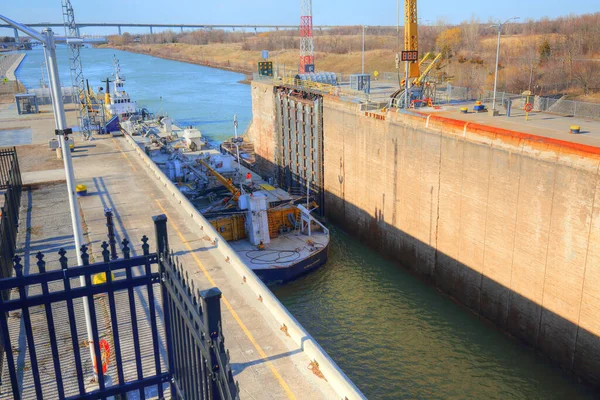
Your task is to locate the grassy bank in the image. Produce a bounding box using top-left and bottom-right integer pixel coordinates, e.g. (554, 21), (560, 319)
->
(100, 42), (398, 78)
(102, 13), (600, 103)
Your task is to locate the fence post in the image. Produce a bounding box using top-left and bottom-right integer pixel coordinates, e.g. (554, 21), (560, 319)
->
(154, 213), (175, 394)
(153, 214), (169, 256)
(104, 208), (118, 260)
(202, 287), (224, 397)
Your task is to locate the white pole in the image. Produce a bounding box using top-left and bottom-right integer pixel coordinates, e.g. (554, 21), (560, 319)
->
(233, 115), (243, 193)
(43, 27), (97, 376)
(491, 25), (501, 113)
(491, 17), (519, 115)
(362, 25), (365, 74)
(405, 60), (409, 108)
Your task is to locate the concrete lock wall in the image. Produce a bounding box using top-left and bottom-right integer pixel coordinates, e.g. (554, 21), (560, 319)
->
(322, 98), (600, 386)
(247, 83), (279, 178)
(247, 81), (600, 386)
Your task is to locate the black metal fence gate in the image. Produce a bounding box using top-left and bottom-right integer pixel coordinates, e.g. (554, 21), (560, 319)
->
(0, 214), (238, 399)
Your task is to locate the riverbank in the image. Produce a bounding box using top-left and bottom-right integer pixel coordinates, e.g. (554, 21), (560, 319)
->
(99, 42), (398, 78)
(99, 43), (255, 76)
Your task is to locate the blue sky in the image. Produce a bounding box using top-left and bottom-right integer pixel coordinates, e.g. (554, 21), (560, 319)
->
(1, 0), (597, 36)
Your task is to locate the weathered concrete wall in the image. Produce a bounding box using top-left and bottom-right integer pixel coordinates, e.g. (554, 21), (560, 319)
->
(247, 82), (278, 178)
(322, 98), (600, 386)
(248, 80), (600, 386)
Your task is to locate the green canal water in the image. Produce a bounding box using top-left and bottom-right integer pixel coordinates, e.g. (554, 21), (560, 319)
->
(16, 47), (597, 399)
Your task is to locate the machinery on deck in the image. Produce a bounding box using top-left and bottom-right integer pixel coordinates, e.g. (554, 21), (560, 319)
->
(390, 0), (443, 109)
(197, 158), (241, 202)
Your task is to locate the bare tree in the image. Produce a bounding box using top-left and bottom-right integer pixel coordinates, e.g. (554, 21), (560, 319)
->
(573, 61), (600, 95)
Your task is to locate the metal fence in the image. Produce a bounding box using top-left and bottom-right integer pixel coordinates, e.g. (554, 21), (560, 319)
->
(257, 71), (600, 119)
(475, 88), (600, 120)
(0, 147), (22, 288)
(27, 86), (79, 105)
(0, 214), (239, 399)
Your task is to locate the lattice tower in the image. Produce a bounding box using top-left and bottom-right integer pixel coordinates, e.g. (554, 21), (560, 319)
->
(299, 0), (314, 73)
(62, 0), (91, 139)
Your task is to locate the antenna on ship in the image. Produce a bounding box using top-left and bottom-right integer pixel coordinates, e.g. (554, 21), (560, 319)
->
(233, 115), (244, 194)
(39, 62), (47, 88)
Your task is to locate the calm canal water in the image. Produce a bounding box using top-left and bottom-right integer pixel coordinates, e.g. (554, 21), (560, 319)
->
(16, 47), (596, 399)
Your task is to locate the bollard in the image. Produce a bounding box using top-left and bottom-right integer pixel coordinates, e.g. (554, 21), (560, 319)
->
(75, 184), (87, 197)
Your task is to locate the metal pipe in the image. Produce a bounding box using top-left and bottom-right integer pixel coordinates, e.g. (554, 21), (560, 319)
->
(1, 12), (99, 376)
(233, 115), (243, 194)
(42, 27), (97, 375)
(405, 60), (409, 108)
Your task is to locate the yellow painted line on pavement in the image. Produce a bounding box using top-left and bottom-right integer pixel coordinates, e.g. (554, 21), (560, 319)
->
(153, 199), (296, 400)
(112, 138), (137, 171)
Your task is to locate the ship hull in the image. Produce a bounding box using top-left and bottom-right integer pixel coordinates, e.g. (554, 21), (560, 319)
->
(252, 242), (329, 285)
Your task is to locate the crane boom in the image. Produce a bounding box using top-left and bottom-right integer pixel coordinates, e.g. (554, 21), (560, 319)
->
(404, 0), (420, 78)
(198, 158), (240, 200)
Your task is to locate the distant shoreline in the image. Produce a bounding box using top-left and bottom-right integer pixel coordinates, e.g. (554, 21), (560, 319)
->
(99, 44), (254, 83)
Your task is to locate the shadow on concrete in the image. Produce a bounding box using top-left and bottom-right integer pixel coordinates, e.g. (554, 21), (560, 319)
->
(92, 176), (169, 363)
(28, 235), (73, 245)
(230, 348), (302, 376)
(252, 153), (600, 389)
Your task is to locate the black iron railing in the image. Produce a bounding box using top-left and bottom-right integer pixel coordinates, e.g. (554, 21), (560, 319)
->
(0, 147), (22, 288)
(0, 214), (239, 399)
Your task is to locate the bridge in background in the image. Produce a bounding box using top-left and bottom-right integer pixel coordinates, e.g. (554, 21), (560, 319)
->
(1, 22), (394, 38)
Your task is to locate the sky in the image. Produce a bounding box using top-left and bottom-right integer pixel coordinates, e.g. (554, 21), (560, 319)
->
(1, 0), (597, 37)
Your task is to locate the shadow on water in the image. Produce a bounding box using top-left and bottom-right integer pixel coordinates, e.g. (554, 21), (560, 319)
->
(273, 226), (598, 399)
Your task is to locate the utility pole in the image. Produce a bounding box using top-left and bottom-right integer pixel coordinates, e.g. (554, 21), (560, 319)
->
(0, 13), (106, 379)
(491, 16), (519, 116)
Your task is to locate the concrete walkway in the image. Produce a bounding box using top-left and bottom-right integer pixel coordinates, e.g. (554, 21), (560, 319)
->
(425, 103), (600, 147)
(0, 53), (25, 81)
(4, 133), (339, 399)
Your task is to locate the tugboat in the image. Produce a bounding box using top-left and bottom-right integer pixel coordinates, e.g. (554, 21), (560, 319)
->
(98, 56), (137, 123)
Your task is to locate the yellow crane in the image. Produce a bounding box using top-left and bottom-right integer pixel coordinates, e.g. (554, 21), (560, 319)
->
(197, 158), (241, 201)
(405, 0), (420, 79)
(390, 0), (443, 107)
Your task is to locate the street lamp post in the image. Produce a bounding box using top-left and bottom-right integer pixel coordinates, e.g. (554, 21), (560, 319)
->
(0, 13), (106, 380)
(362, 25), (366, 74)
(275, 49), (289, 78)
(491, 16), (519, 115)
